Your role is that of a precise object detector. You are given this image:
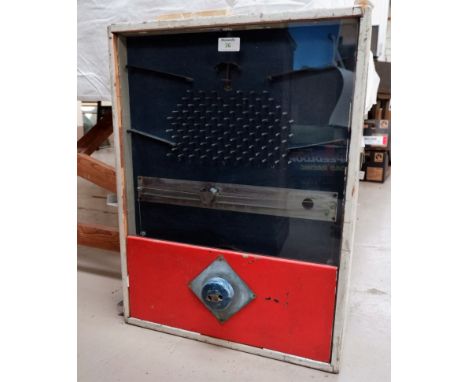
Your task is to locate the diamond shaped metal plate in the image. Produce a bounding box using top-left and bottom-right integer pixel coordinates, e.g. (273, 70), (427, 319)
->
(189, 256), (256, 322)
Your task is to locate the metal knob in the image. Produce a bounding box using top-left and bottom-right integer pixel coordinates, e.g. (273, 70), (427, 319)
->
(201, 277), (235, 310)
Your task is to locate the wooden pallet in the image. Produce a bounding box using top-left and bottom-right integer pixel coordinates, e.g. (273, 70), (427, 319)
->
(368, 92), (391, 120)
(77, 109), (120, 252)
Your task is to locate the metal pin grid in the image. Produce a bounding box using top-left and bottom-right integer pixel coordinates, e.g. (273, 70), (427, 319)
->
(165, 89), (294, 169)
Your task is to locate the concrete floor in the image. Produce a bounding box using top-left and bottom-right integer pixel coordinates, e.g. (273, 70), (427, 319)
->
(78, 177), (390, 382)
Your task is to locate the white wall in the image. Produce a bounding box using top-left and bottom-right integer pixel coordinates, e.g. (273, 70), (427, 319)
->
(383, 18), (391, 62)
(371, 0), (390, 61)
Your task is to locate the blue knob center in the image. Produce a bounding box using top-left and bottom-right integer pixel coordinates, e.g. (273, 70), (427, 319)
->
(201, 277), (234, 310)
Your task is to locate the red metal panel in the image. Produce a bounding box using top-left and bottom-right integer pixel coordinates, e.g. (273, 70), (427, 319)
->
(126, 236), (337, 362)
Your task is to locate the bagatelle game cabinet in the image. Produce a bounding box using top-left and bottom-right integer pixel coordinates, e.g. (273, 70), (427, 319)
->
(109, 3), (371, 372)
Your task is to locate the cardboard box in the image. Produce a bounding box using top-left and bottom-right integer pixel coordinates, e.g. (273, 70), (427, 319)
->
(363, 119), (391, 150)
(361, 150), (391, 183)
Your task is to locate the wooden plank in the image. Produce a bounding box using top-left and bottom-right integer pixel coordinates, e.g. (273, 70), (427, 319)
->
(110, 32), (132, 320)
(108, 7), (363, 35)
(77, 112), (113, 155)
(155, 9), (229, 21)
(78, 223), (120, 252)
(377, 92), (391, 100)
(77, 152), (117, 193)
(384, 109), (391, 120)
(330, 7), (372, 372)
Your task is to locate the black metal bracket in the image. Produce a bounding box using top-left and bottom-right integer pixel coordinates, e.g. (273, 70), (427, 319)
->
(127, 65), (194, 83)
(267, 66), (336, 82)
(127, 129), (176, 147)
(287, 138), (347, 152)
(215, 62), (241, 91)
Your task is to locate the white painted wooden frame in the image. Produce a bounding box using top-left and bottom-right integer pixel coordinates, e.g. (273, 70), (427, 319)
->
(108, 4), (372, 373)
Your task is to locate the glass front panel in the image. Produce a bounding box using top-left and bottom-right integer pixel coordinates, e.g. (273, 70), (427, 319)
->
(126, 19), (359, 266)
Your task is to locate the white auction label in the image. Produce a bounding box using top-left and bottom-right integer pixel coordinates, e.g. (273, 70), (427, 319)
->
(218, 37), (240, 52)
(363, 135), (387, 146)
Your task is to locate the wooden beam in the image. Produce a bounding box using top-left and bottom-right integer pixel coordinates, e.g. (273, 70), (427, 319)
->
(78, 223), (120, 252)
(77, 112), (113, 155)
(77, 152), (117, 193)
(377, 92), (391, 100)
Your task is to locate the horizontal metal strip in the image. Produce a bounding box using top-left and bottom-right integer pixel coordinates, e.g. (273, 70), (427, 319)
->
(137, 176), (338, 222)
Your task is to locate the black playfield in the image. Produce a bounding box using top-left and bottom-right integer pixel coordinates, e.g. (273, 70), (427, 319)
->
(125, 19), (359, 266)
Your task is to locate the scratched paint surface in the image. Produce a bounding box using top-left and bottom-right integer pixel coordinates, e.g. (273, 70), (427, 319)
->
(126, 236), (337, 362)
